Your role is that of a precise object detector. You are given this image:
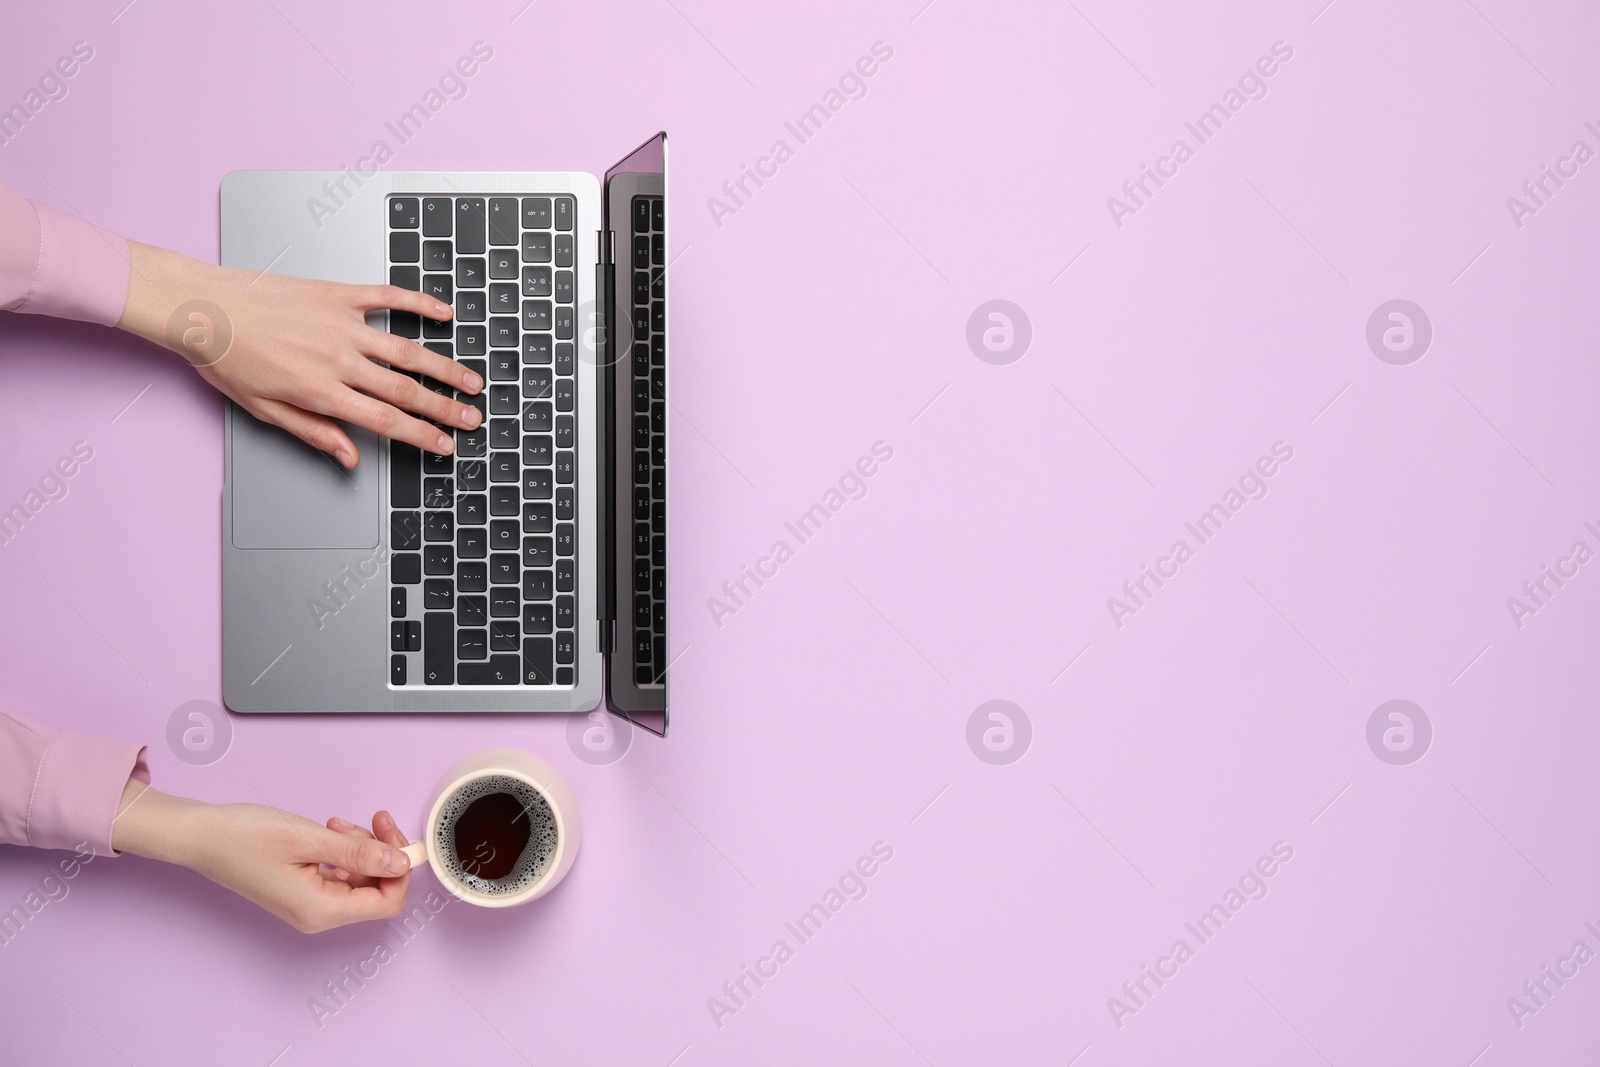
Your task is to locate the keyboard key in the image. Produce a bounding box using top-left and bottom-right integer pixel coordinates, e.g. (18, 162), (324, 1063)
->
(522, 267), (552, 298)
(556, 379), (574, 411)
(555, 452), (574, 485)
(459, 595), (488, 627)
(555, 270), (574, 304)
(422, 273), (453, 306)
(524, 603), (553, 634)
(391, 265), (421, 292)
(423, 476), (453, 510)
(405, 622), (422, 651)
(489, 248), (518, 280)
(490, 587), (520, 618)
(423, 240), (452, 271)
(424, 578), (454, 609)
(555, 522), (574, 557)
(634, 197), (651, 232)
(523, 401), (553, 433)
(522, 197), (551, 229)
(423, 612), (453, 684)
(556, 595), (575, 629)
(653, 197), (664, 231)
(390, 310), (420, 338)
(392, 552), (421, 585)
(523, 638), (554, 685)
(457, 494), (487, 526)
(523, 468), (552, 499)
(458, 561), (487, 592)
(635, 593), (651, 628)
(556, 487), (574, 521)
(390, 231), (420, 263)
(390, 197), (420, 229)
(490, 418), (519, 450)
(455, 257), (486, 289)
(523, 503), (553, 534)
(490, 452), (519, 483)
(487, 385), (519, 415)
(555, 233), (574, 267)
(522, 231), (552, 263)
(653, 568), (665, 600)
(391, 621), (407, 652)
(489, 283), (519, 315)
(490, 486), (519, 516)
(393, 511), (422, 550)
(488, 317), (518, 348)
(490, 519), (519, 553)
(457, 326), (487, 357)
(523, 368), (552, 399)
(391, 587), (406, 618)
(458, 629), (489, 661)
(488, 198), (519, 246)
(523, 536), (554, 569)
(422, 197), (452, 236)
(457, 426), (487, 458)
(555, 342), (574, 376)
(391, 654), (407, 685)
(635, 632), (652, 662)
(554, 414), (573, 448)
(458, 527), (487, 559)
(652, 533), (665, 567)
(651, 234), (664, 266)
(490, 553), (519, 584)
(554, 306), (573, 340)
(635, 558), (651, 592)
(557, 667), (574, 686)
(458, 460), (487, 492)
(556, 630), (575, 663)
(522, 301), (552, 331)
(554, 196), (574, 231)
(457, 291), (487, 323)
(455, 198), (486, 254)
(556, 559), (574, 592)
(424, 545), (454, 575)
(489, 351), (518, 381)
(391, 444), (421, 508)
(491, 620), (519, 651)
(524, 334), (552, 364)
(634, 236), (649, 269)
(523, 435), (553, 467)
(424, 314), (452, 339)
(523, 569), (554, 601)
(460, 654), (519, 685)
(424, 511), (454, 542)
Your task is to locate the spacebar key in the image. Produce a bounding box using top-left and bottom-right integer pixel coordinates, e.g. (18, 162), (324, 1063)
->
(424, 612), (454, 685)
(459, 655), (518, 685)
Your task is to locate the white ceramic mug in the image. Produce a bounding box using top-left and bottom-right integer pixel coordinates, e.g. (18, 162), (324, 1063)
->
(398, 749), (582, 908)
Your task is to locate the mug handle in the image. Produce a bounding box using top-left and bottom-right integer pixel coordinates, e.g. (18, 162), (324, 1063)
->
(400, 840), (428, 870)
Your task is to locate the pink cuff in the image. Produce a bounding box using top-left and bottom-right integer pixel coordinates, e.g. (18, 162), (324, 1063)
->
(30, 731), (149, 856)
(0, 708), (149, 857)
(20, 200), (131, 326)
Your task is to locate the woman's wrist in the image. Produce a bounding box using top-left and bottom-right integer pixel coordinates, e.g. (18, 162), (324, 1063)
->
(110, 778), (211, 868)
(116, 242), (212, 354)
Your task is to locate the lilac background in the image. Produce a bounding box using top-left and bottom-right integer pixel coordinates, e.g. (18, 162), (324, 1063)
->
(3, 0), (1600, 1063)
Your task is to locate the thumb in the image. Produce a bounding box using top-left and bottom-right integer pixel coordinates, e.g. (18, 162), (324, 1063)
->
(310, 824), (410, 878)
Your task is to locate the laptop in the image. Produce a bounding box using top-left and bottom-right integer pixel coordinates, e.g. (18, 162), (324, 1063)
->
(218, 133), (669, 736)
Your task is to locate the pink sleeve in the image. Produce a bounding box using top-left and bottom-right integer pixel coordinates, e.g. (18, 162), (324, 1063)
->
(0, 179), (131, 327)
(0, 707), (149, 857)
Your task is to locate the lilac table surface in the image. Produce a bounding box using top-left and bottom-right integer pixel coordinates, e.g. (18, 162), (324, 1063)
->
(3, 0), (1599, 1063)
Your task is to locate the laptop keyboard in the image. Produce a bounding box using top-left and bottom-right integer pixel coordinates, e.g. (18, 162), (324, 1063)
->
(631, 195), (666, 686)
(384, 194), (579, 688)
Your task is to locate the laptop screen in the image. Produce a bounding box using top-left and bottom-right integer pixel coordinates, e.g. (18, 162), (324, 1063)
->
(602, 133), (668, 736)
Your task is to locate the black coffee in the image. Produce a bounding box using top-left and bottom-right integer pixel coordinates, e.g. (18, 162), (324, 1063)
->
(452, 791), (531, 882)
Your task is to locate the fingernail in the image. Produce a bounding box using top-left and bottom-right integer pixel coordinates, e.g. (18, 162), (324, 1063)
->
(329, 816), (352, 830)
(437, 434), (454, 454)
(334, 449), (354, 468)
(380, 849), (409, 874)
(436, 301), (451, 317)
(463, 371), (483, 392)
(464, 407), (481, 428)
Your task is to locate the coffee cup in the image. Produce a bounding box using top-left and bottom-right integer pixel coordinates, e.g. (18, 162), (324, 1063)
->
(397, 749), (581, 907)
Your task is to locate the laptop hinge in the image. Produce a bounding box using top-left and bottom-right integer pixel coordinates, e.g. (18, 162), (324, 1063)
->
(597, 617), (614, 654)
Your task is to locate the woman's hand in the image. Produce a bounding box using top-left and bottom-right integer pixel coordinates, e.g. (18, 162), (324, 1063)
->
(111, 781), (413, 934)
(116, 241), (482, 469)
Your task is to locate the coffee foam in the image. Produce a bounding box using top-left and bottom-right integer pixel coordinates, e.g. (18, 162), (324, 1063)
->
(433, 774), (558, 896)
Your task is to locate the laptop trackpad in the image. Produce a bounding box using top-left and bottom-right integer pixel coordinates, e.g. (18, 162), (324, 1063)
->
(230, 408), (379, 550)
